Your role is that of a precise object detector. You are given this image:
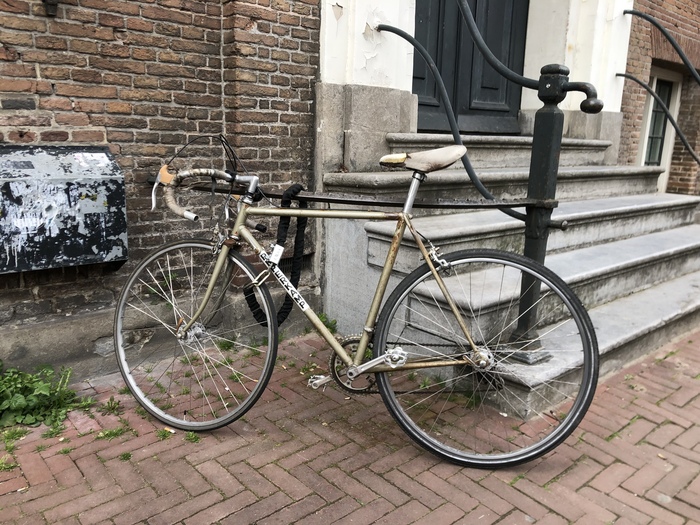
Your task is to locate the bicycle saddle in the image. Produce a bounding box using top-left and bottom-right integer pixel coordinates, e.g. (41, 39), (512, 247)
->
(379, 145), (467, 173)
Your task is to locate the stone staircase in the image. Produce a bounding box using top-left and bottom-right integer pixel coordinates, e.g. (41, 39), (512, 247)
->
(321, 134), (700, 377)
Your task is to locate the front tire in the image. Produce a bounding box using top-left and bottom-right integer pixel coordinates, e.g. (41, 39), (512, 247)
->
(114, 239), (278, 431)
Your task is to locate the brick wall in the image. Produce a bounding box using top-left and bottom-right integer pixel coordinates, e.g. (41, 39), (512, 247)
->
(0, 1), (320, 357)
(618, 0), (700, 195)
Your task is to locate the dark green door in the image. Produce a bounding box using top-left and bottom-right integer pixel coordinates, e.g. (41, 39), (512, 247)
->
(413, 0), (529, 134)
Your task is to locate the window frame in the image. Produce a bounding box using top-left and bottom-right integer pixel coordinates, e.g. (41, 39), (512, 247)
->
(637, 67), (683, 192)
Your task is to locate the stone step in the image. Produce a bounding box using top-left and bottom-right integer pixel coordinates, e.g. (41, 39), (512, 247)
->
(543, 224), (700, 311)
(368, 220), (700, 313)
(386, 132), (613, 169)
(365, 194), (700, 273)
(590, 268), (700, 377)
(324, 165), (664, 204)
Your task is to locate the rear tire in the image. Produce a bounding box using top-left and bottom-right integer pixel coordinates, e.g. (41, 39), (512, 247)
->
(374, 249), (598, 468)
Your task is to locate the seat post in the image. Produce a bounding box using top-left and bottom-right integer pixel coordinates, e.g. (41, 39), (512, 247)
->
(403, 171), (426, 214)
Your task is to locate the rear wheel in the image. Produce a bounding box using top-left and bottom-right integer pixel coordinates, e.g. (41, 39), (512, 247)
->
(374, 249), (598, 468)
(114, 239), (278, 431)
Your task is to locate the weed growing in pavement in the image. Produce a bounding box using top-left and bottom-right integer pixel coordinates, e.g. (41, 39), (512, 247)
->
(184, 431), (200, 443)
(119, 452), (132, 461)
(98, 396), (123, 416)
(155, 428), (173, 440)
(96, 427), (128, 441)
(41, 423), (66, 439)
(2, 427), (29, 454)
(0, 454), (16, 472)
(0, 360), (94, 428)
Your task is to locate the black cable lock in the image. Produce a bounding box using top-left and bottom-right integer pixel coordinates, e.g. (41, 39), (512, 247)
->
(245, 184), (308, 327)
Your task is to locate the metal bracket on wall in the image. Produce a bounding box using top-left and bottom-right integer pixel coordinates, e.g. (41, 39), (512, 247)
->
(43, 0), (58, 17)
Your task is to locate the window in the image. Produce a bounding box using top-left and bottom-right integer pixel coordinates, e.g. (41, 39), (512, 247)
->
(638, 68), (682, 192)
(644, 79), (673, 167)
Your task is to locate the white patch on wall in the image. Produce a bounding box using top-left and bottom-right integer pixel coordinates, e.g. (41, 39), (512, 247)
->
(0, 146), (128, 273)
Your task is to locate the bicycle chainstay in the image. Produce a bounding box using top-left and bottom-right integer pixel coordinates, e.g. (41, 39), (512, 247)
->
(327, 340), (505, 395)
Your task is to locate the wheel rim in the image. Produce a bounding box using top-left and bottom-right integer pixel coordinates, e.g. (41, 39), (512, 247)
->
(114, 241), (277, 430)
(375, 252), (597, 467)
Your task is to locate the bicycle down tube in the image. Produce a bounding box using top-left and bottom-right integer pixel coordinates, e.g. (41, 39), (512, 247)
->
(230, 183), (482, 376)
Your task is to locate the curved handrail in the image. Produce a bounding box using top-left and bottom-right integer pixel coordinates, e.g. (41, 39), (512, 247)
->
(376, 23), (527, 222)
(617, 73), (700, 167)
(624, 10), (700, 88)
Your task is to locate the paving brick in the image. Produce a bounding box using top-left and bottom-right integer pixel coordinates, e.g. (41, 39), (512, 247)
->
(610, 487), (685, 525)
(557, 456), (605, 491)
(578, 487), (652, 524)
(408, 502), (464, 525)
(164, 457), (210, 497)
(43, 486), (122, 523)
(134, 456), (181, 496)
(257, 494), (327, 525)
(669, 490), (700, 522)
(645, 422), (686, 448)
(384, 468), (446, 510)
(589, 462), (637, 493)
(195, 459), (245, 498)
(332, 498), (396, 525)
(373, 499), (431, 525)
(112, 489), (188, 525)
(288, 464), (345, 503)
(479, 474), (549, 520)
(73, 486), (155, 525)
(320, 466), (378, 505)
(182, 490), (258, 525)
(300, 495), (362, 525)
(621, 462), (672, 496)
(461, 504), (500, 525)
(512, 479), (585, 522)
(148, 490), (224, 525)
(13, 450), (53, 486)
(44, 453), (84, 488)
(0, 476), (28, 496)
(414, 470), (479, 513)
(219, 490), (292, 524)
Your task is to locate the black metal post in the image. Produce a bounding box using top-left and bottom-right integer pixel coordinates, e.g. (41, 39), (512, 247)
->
(511, 64), (569, 360)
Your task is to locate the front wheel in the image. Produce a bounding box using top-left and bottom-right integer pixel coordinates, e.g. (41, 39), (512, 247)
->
(114, 239), (278, 431)
(374, 249), (598, 468)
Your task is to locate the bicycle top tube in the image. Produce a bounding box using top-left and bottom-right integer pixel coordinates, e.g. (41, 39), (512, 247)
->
(156, 145), (467, 222)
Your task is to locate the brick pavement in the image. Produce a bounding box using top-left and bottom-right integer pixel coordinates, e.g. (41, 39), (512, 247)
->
(1, 329), (700, 524)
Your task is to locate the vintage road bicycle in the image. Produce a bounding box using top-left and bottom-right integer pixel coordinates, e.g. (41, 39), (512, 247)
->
(114, 144), (599, 468)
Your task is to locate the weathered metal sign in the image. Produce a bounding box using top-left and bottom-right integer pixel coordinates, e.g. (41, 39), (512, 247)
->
(0, 146), (128, 274)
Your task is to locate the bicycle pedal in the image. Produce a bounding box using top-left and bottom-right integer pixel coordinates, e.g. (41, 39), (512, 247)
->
(308, 375), (332, 390)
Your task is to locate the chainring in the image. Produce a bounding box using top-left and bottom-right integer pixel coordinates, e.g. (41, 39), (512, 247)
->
(328, 335), (378, 394)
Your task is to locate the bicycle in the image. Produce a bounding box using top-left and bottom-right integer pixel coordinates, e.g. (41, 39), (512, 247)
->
(114, 144), (599, 468)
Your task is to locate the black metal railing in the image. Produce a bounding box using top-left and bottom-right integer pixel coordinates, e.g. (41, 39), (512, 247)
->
(378, 0), (604, 271)
(620, 10), (700, 168)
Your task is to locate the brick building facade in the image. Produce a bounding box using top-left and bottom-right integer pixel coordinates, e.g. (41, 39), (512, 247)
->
(618, 0), (700, 195)
(0, 0), (319, 377)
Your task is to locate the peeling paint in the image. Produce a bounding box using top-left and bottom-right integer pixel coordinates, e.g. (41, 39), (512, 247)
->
(332, 2), (343, 21)
(0, 146), (128, 273)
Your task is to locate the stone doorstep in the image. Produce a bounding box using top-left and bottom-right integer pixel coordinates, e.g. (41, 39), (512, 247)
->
(323, 165), (663, 202)
(365, 194), (700, 273)
(385, 132), (613, 169)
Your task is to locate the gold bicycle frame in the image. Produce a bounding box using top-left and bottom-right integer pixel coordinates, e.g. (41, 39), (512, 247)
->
(177, 177), (480, 376)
